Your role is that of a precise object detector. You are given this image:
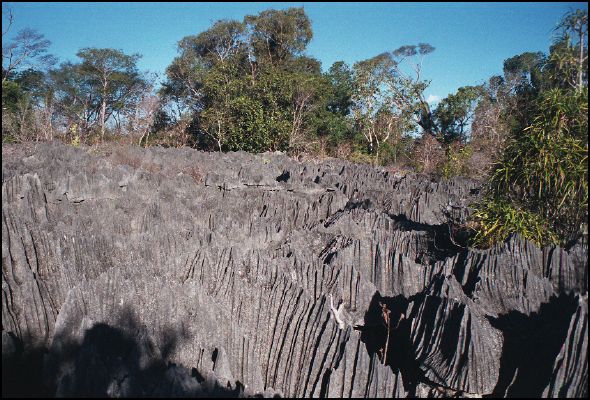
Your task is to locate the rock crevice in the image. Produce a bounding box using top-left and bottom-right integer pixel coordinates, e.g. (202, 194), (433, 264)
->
(2, 142), (587, 397)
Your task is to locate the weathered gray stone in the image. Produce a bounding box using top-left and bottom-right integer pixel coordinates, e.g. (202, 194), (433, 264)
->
(2, 141), (587, 397)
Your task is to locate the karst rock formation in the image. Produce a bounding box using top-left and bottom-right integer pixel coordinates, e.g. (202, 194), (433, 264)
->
(2, 142), (587, 397)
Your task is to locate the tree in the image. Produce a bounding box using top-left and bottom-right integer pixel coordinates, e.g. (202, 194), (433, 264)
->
(503, 52), (546, 93)
(434, 85), (484, 144)
(50, 62), (100, 134)
(468, 50), (557, 180)
(351, 54), (390, 161)
(2, 80), (22, 113)
(162, 7), (325, 154)
(14, 68), (55, 140)
(76, 48), (145, 139)
(300, 62), (354, 156)
(161, 19), (248, 123)
(244, 7), (313, 68)
(472, 88), (588, 246)
(2, 8), (56, 82)
(198, 62), (241, 151)
(1, 72), (55, 143)
(199, 63), (294, 152)
(289, 72), (323, 152)
(547, 9), (588, 92)
(2, 79), (25, 141)
(501, 52), (547, 129)
(390, 43), (437, 136)
(351, 44), (434, 164)
(184, 19), (247, 66)
(126, 73), (160, 146)
(326, 61), (354, 116)
(2, 9), (57, 142)
(468, 76), (515, 177)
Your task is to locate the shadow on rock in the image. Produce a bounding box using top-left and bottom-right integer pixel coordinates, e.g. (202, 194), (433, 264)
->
(355, 291), (422, 393)
(2, 306), (247, 397)
(488, 293), (579, 398)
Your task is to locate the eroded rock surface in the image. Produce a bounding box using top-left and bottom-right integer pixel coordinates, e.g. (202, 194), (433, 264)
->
(2, 142), (587, 397)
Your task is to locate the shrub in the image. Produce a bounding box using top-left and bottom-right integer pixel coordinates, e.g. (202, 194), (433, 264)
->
(470, 199), (558, 247)
(71, 134), (81, 147)
(347, 150), (374, 165)
(411, 134), (445, 174)
(471, 88), (588, 247)
(440, 143), (473, 179)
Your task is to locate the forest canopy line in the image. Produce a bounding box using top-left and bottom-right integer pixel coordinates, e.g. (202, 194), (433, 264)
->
(2, 6), (588, 247)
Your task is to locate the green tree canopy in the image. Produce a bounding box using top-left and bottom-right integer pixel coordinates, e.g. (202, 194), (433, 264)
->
(50, 48), (146, 137)
(434, 85), (485, 144)
(76, 48), (145, 138)
(162, 7), (329, 153)
(351, 44), (434, 164)
(326, 61), (354, 116)
(244, 7), (313, 67)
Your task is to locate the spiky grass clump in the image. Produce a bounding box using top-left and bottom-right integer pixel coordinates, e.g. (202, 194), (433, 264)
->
(471, 88), (588, 247)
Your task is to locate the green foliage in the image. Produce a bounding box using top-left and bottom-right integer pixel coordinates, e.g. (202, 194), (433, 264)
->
(547, 38), (581, 90)
(50, 48), (146, 135)
(325, 61), (354, 116)
(501, 52), (549, 131)
(2, 81), (22, 142)
(1, 134), (18, 144)
(470, 199), (558, 247)
(198, 63), (294, 152)
(347, 150), (375, 165)
(244, 8), (313, 67)
(164, 7), (332, 154)
(503, 52), (546, 94)
(375, 136), (414, 166)
(151, 109), (173, 134)
(473, 88), (588, 246)
(1, 80), (37, 143)
(77, 47), (141, 77)
(183, 19), (246, 66)
(434, 86), (484, 143)
(50, 62), (97, 128)
(470, 8), (588, 248)
(161, 10), (436, 162)
(13, 69), (51, 102)
(351, 47), (431, 164)
(2, 80), (23, 113)
(310, 110), (351, 149)
(77, 48), (145, 123)
(440, 144), (473, 179)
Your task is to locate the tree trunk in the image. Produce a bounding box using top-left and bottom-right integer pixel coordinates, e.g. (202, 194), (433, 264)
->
(579, 29), (584, 93)
(217, 120), (222, 152)
(100, 78), (108, 141)
(43, 101), (53, 141)
(100, 100), (106, 140)
(374, 140), (380, 167)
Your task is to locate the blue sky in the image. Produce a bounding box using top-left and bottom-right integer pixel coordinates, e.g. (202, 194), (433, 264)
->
(2, 2), (587, 103)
